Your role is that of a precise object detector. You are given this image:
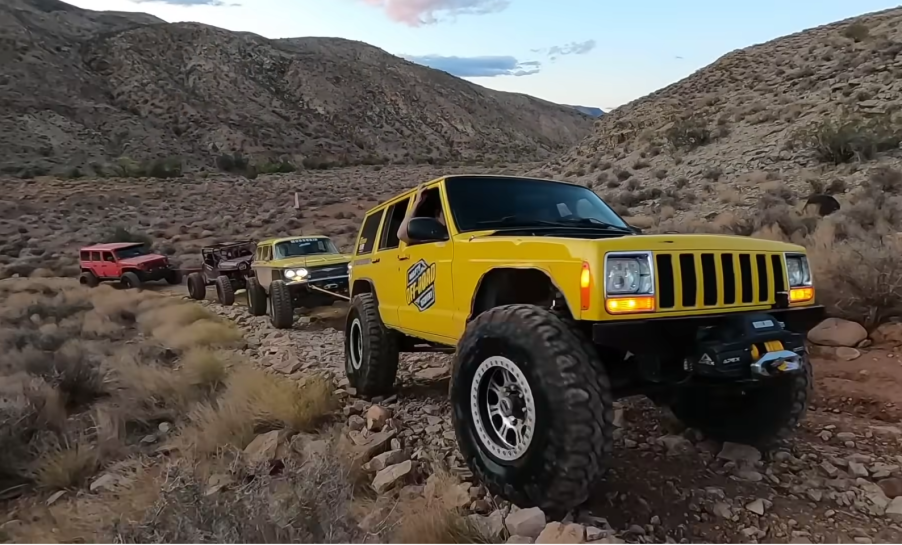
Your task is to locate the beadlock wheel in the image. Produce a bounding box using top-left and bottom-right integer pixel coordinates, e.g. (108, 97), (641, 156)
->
(349, 317), (364, 371)
(470, 355), (537, 461)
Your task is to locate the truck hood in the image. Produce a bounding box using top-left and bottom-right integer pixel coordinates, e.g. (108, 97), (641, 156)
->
(271, 254), (351, 269)
(119, 254), (168, 267)
(218, 255), (253, 269)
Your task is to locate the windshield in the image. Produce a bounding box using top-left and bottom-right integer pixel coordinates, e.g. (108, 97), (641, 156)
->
(274, 238), (339, 259)
(114, 245), (150, 259)
(445, 176), (630, 233)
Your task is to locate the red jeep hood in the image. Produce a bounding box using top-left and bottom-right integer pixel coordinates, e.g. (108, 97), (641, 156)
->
(120, 255), (167, 267)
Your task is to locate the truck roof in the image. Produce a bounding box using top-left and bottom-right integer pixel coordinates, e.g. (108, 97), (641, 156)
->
(80, 242), (145, 251)
(257, 235), (332, 246)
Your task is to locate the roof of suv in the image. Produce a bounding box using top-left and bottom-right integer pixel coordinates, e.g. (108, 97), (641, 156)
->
(80, 242), (146, 251)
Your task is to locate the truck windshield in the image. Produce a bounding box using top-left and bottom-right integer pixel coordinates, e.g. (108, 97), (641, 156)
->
(114, 245), (150, 259)
(445, 176), (630, 233)
(274, 238), (338, 259)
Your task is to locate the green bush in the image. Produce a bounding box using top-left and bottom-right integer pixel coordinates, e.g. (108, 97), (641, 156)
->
(797, 114), (902, 165)
(664, 117), (712, 150)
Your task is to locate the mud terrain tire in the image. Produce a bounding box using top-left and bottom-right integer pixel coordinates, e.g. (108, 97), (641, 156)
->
(215, 275), (235, 306)
(246, 277), (267, 316)
(269, 280), (294, 329)
(165, 269), (182, 285)
(79, 271), (99, 288)
(345, 292), (399, 397)
(187, 272), (206, 300)
(451, 304), (613, 515)
(667, 354), (812, 447)
(121, 271), (142, 290)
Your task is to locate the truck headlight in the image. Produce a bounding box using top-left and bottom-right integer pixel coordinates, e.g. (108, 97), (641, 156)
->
(784, 254), (812, 287)
(284, 268), (308, 279)
(605, 253), (654, 295)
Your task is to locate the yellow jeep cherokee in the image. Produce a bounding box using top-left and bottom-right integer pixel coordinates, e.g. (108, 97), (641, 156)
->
(245, 235), (351, 328)
(345, 174), (823, 514)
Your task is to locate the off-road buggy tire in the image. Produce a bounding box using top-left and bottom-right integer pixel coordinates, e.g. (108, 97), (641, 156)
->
(79, 271), (99, 288)
(269, 280), (294, 329)
(215, 275), (235, 306)
(246, 277), (267, 316)
(165, 269), (183, 285)
(120, 272), (142, 290)
(450, 304), (614, 516)
(186, 272), (206, 300)
(666, 353), (812, 448)
(344, 292), (399, 397)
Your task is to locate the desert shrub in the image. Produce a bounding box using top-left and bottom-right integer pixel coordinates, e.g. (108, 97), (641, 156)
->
(258, 160), (297, 174)
(664, 117), (712, 150)
(103, 226), (153, 246)
(843, 22), (870, 42)
(145, 157), (183, 179)
(796, 113), (902, 164)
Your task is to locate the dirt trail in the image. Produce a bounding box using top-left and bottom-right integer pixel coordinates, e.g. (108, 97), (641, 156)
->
(181, 286), (902, 543)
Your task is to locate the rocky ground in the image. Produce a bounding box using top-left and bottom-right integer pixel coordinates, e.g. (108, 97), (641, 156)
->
(185, 287), (902, 544)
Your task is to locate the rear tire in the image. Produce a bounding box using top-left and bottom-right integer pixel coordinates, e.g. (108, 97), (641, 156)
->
(246, 277), (267, 316)
(269, 280), (294, 329)
(344, 292), (399, 397)
(187, 272), (206, 300)
(215, 275), (235, 306)
(451, 304), (613, 516)
(121, 272), (142, 290)
(79, 271), (99, 288)
(667, 354), (812, 447)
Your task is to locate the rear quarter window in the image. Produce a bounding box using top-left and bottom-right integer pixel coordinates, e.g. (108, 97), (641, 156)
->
(355, 209), (385, 255)
(80, 251), (89, 261)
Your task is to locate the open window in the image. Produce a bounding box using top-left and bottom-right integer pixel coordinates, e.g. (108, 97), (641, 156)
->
(379, 197), (411, 251)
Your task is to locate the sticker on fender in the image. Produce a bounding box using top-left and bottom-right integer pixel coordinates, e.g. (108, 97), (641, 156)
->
(406, 259), (436, 311)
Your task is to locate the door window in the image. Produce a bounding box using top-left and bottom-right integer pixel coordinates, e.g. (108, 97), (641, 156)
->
(379, 197), (411, 251)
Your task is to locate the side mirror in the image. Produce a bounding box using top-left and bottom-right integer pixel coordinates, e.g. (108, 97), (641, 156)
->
(407, 217), (448, 242)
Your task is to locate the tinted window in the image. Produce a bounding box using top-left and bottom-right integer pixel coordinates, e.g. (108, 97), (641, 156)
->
(114, 245), (150, 259)
(378, 197), (411, 250)
(274, 238), (338, 259)
(80, 251), (89, 261)
(102, 252), (115, 262)
(356, 210), (384, 255)
(90, 252), (101, 261)
(445, 177), (629, 233)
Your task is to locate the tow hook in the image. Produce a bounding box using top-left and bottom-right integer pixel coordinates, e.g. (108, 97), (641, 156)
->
(750, 350), (802, 378)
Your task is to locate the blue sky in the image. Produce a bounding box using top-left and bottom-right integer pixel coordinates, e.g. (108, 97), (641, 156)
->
(70, 0), (900, 110)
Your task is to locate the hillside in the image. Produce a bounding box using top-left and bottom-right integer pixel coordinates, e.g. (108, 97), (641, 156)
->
(0, 0), (593, 176)
(538, 8), (902, 225)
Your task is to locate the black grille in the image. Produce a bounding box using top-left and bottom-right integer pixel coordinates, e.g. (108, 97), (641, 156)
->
(306, 263), (349, 281)
(654, 252), (786, 310)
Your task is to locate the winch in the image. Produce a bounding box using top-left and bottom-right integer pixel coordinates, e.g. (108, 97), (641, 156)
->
(683, 312), (806, 380)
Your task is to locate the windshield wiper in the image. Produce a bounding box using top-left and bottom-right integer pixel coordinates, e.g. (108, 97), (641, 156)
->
(554, 217), (633, 232)
(477, 215), (632, 232)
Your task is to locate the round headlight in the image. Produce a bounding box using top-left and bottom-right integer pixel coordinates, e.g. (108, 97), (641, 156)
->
(295, 268), (308, 278)
(285, 269), (296, 278)
(606, 257), (652, 294)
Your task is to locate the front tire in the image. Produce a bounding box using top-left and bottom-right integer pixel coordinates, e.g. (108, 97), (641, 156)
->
(215, 275), (235, 306)
(269, 280), (294, 329)
(344, 292), (399, 397)
(186, 272), (206, 300)
(246, 277), (267, 316)
(165, 269), (182, 285)
(451, 304), (613, 516)
(667, 354), (812, 447)
(121, 271), (142, 290)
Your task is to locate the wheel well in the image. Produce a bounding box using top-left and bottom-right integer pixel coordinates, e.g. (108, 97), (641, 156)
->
(352, 279), (376, 299)
(469, 268), (572, 321)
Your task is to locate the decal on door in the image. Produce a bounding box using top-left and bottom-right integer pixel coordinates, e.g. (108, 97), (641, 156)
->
(406, 259), (436, 311)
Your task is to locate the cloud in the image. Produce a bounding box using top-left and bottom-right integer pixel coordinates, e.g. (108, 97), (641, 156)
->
(532, 40), (597, 61)
(360, 0), (509, 26)
(129, 0), (238, 6)
(403, 54), (540, 77)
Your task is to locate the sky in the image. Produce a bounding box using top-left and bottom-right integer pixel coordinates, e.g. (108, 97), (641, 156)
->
(67, 0), (902, 111)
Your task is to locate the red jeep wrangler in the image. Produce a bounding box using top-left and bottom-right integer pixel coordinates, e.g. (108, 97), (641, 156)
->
(78, 243), (182, 289)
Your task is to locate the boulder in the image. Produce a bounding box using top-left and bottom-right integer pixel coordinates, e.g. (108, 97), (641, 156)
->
(808, 318), (867, 347)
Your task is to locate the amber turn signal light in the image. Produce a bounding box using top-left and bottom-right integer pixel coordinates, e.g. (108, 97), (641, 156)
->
(789, 287), (814, 303)
(605, 296), (655, 314)
(580, 262), (591, 311)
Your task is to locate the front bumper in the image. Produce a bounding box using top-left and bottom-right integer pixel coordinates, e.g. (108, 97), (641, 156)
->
(591, 305), (825, 349)
(138, 267), (172, 282)
(285, 274), (350, 294)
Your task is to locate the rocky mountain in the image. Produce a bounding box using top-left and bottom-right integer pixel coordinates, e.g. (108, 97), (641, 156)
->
(0, 0), (594, 176)
(570, 106), (605, 117)
(538, 7), (902, 223)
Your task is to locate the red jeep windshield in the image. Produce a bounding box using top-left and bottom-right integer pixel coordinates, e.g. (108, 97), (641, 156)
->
(114, 245), (151, 259)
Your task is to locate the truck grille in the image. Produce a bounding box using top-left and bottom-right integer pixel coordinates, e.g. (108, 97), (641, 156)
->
(306, 263), (349, 281)
(654, 252), (786, 311)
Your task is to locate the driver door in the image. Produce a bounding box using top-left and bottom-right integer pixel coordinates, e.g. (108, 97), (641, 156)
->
(202, 249), (217, 279)
(396, 184), (456, 344)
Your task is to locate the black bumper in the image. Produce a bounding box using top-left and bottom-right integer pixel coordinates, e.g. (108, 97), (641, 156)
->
(591, 305), (825, 349)
(287, 276), (350, 295)
(137, 268), (171, 282)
